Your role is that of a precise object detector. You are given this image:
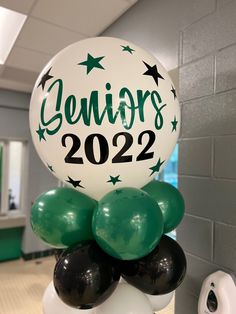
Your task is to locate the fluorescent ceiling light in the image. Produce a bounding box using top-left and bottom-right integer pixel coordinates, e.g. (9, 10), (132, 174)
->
(0, 6), (27, 64)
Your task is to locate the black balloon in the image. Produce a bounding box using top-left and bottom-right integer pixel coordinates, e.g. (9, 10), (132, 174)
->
(53, 241), (120, 309)
(119, 235), (186, 295)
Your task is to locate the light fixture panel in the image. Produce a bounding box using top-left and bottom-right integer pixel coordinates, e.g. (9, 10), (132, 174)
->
(0, 6), (27, 64)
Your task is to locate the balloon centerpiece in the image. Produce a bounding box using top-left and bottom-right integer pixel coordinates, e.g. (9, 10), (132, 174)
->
(30, 36), (180, 200)
(29, 37), (186, 314)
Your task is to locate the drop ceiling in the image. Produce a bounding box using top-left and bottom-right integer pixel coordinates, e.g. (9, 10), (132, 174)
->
(0, 0), (138, 93)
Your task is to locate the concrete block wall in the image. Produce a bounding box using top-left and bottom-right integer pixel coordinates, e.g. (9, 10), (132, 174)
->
(176, 1), (236, 313)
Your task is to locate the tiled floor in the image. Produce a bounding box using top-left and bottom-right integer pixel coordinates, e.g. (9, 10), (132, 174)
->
(0, 257), (174, 314)
(0, 257), (53, 314)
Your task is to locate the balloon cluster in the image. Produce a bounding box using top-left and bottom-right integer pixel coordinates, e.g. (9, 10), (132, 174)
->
(32, 182), (186, 313)
(29, 37), (186, 313)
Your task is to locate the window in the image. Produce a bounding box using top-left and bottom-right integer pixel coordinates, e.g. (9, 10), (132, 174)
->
(8, 142), (23, 210)
(157, 145), (178, 239)
(0, 142), (3, 209)
(0, 140), (25, 215)
(158, 144), (178, 188)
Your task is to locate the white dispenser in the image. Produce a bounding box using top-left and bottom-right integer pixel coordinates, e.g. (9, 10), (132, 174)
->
(198, 271), (236, 314)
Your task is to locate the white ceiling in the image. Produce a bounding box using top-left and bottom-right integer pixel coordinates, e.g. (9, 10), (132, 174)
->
(0, 0), (138, 93)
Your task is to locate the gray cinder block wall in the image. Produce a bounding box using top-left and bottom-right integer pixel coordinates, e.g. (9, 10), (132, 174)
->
(176, 1), (236, 313)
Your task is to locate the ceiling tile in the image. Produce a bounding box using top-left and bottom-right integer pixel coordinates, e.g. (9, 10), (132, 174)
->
(31, 0), (135, 36)
(15, 17), (86, 55)
(2, 66), (38, 84)
(0, 0), (138, 92)
(6, 46), (52, 72)
(0, 66), (37, 92)
(0, 64), (4, 75)
(0, 77), (33, 92)
(0, 0), (35, 14)
(126, 0), (138, 4)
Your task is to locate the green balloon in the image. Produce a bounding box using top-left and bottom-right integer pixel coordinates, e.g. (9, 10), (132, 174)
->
(142, 180), (185, 233)
(92, 187), (164, 260)
(31, 187), (97, 248)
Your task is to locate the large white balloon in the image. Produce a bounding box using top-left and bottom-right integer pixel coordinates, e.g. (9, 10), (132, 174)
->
(42, 281), (95, 314)
(146, 291), (174, 311)
(95, 283), (153, 314)
(30, 37), (180, 200)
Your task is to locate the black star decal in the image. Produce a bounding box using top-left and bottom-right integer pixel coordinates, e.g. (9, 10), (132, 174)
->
(171, 116), (178, 132)
(143, 61), (164, 86)
(107, 175), (122, 186)
(171, 85), (177, 99)
(37, 67), (53, 90)
(149, 158), (165, 176)
(36, 124), (46, 142)
(47, 164), (54, 172)
(66, 176), (84, 189)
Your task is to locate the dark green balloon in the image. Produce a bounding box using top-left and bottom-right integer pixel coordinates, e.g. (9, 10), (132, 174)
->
(92, 187), (164, 260)
(142, 180), (185, 233)
(31, 187), (97, 248)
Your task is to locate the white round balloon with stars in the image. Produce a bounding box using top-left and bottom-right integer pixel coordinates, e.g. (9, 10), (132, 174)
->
(30, 37), (180, 200)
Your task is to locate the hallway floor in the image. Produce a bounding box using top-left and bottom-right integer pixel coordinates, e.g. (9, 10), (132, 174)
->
(0, 256), (174, 314)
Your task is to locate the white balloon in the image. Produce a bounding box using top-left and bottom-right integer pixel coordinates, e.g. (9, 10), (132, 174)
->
(146, 291), (174, 311)
(30, 37), (180, 200)
(95, 283), (153, 314)
(119, 277), (126, 284)
(42, 281), (95, 314)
